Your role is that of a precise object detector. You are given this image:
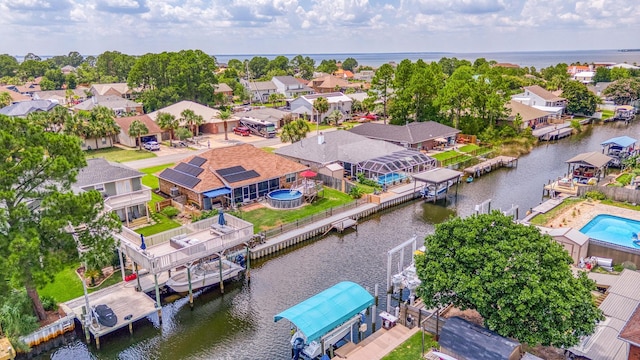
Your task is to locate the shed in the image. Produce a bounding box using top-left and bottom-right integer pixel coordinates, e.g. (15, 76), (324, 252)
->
(439, 317), (521, 360)
(538, 226), (589, 264)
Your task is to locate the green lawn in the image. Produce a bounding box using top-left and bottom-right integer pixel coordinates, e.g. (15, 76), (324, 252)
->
(430, 150), (460, 162)
(39, 264), (130, 303)
(140, 164), (174, 189)
(602, 109), (614, 120)
(528, 198), (584, 225)
(458, 144), (480, 153)
(381, 331), (438, 360)
(135, 164), (182, 236)
(85, 147), (157, 162)
(234, 187), (353, 232)
(136, 219), (182, 236)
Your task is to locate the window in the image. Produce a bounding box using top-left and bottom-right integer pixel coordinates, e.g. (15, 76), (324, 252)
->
(285, 173), (296, 183)
(94, 183), (105, 192)
(101, 137), (107, 144)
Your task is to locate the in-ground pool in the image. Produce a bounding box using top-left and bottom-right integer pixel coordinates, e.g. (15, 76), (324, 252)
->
(378, 172), (406, 185)
(267, 189), (304, 209)
(580, 214), (640, 249)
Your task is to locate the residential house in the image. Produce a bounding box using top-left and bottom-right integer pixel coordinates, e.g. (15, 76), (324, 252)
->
(353, 70), (375, 82)
(309, 74), (359, 93)
(567, 65), (592, 76)
(608, 63), (640, 70)
(32, 88), (88, 106)
(289, 92), (353, 123)
(333, 68), (354, 79)
(0, 85), (32, 103)
(568, 269), (640, 360)
(214, 83), (234, 103)
(275, 131), (436, 179)
(511, 85), (567, 119)
(439, 316), (522, 360)
(501, 100), (551, 130)
(574, 71), (595, 84)
(348, 122), (460, 151)
(73, 158), (151, 227)
(538, 227), (589, 264)
(0, 99), (58, 117)
(114, 114), (163, 147)
(240, 79), (278, 103)
(90, 83), (138, 99)
(61, 65), (76, 75)
(619, 304), (640, 360)
(271, 76), (313, 98)
(147, 100), (237, 135)
(73, 95), (143, 115)
(241, 108), (291, 128)
(158, 144), (307, 209)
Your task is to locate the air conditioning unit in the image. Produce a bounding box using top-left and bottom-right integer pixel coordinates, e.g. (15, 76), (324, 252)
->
(170, 187), (180, 197)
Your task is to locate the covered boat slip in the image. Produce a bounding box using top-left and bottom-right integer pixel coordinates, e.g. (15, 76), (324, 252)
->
(565, 151), (613, 184)
(601, 136), (638, 167)
(411, 168), (463, 203)
(275, 281), (374, 358)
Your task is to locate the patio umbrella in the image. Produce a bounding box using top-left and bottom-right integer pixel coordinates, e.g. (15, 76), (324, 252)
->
(140, 234), (146, 250)
(300, 169), (317, 178)
(218, 210), (226, 226)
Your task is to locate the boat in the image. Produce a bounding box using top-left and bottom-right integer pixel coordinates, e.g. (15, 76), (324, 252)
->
(466, 176), (473, 183)
(165, 258), (244, 293)
(420, 180), (453, 198)
(93, 304), (117, 327)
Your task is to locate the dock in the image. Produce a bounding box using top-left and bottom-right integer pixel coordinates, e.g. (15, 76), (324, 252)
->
(323, 217), (358, 235)
(532, 123), (573, 141)
(464, 156), (518, 178)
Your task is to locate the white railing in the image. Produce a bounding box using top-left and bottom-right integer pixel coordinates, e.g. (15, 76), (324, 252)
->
(105, 187), (152, 210)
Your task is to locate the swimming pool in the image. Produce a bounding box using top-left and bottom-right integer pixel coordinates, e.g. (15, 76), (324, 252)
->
(378, 172), (406, 185)
(580, 214), (640, 249)
(267, 189), (304, 209)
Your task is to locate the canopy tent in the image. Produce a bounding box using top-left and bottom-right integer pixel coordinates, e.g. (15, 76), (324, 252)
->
(600, 136), (637, 149)
(274, 281), (374, 342)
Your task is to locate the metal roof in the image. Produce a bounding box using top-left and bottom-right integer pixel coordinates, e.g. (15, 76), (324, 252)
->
(274, 281), (373, 342)
(439, 317), (520, 360)
(412, 168), (463, 185)
(565, 152), (613, 168)
(601, 136), (637, 149)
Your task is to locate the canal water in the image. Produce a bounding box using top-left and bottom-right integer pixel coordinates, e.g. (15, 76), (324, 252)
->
(40, 121), (638, 360)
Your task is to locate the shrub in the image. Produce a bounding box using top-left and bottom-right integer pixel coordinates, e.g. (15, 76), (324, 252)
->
(191, 209), (219, 222)
(622, 261), (638, 270)
(357, 173), (381, 188)
(40, 295), (58, 312)
(349, 186), (364, 199)
(162, 206), (180, 218)
(584, 191), (606, 200)
(613, 264), (624, 272)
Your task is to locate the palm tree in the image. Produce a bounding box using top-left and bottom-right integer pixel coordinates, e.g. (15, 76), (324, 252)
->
(0, 91), (12, 108)
(128, 119), (149, 150)
(280, 118), (310, 143)
(46, 106), (71, 133)
(156, 111), (179, 145)
(65, 111), (88, 137)
(312, 96), (329, 135)
(90, 106), (116, 148)
(219, 110), (232, 141)
(181, 109), (204, 138)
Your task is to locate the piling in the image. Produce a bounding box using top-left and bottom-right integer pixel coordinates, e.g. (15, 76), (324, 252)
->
(187, 267), (193, 309)
(372, 284), (378, 332)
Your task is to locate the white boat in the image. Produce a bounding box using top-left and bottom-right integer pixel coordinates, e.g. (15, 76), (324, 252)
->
(166, 259), (244, 293)
(420, 180), (453, 198)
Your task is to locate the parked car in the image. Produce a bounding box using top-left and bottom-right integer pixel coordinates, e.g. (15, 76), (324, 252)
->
(144, 141), (160, 151)
(233, 126), (251, 136)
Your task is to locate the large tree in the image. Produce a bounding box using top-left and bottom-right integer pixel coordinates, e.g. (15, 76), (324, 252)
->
(415, 212), (603, 347)
(312, 96), (329, 131)
(128, 119), (149, 150)
(563, 80), (601, 115)
(371, 64), (394, 123)
(181, 109), (204, 138)
(603, 78), (640, 105)
(219, 110), (232, 141)
(280, 118), (310, 143)
(156, 111), (179, 145)
(0, 54), (19, 78)
(0, 115), (121, 320)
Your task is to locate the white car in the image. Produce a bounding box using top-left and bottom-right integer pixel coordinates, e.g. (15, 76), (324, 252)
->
(144, 141), (160, 151)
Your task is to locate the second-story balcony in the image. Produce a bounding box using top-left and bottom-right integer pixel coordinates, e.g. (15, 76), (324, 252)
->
(104, 186), (152, 211)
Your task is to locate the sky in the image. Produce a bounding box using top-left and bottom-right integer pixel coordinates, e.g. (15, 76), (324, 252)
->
(1, 0), (640, 57)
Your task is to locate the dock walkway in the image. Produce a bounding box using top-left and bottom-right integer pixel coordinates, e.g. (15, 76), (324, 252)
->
(337, 325), (420, 360)
(464, 156), (518, 178)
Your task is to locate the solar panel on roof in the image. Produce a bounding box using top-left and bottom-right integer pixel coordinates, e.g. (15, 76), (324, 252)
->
(217, 166), (246, 176)
(189, 156), (207, 167)
(175, 162), (204, 177)
(222, 170), (260, 183)
(160, 168), (201, 189)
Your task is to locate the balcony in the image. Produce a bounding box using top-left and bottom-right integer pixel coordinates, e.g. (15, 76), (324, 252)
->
(104, 187), (152, 211)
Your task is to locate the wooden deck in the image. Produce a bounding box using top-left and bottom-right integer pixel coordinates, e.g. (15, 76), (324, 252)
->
(336, 325), (419, 360)
(464, 156), (518, 178)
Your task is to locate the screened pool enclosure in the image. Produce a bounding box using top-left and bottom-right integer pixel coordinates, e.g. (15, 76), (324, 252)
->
(358, 150), (437, 185)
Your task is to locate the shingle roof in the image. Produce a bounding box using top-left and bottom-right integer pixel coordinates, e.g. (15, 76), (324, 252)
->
(619, 304), (640, 347)
(73, 95), (141, 111)
(0, 86), (31, 102)
(160, 143), (307, 192)
(147, 100), (220, 123)
(275, 131), (406, 165)
(524, 85), (566, 102)
(506, 100), (550, 122)
(74, 158), (143, 188)
(90, 83), (132, 96)
(273, 76), (301, 86)
(0, 100), (58, 116)
(348, 122), (460, 145)
(439, 317), (520, 360)
(565, 151), (613, 168)
(246, 81), (277, 91)
(114, 114), (162, 134)
(214, 83), (233, 93)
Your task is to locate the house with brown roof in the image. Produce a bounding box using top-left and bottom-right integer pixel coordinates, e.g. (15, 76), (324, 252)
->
(147, 100), (237, 134)
(214, 83), (234, 103)
(90, 83), (138, 99)
(158, 144), (307, 209)
(310, 74), (360, 93)
(115, 114), (163, 147)
(348, 121), (460, 151)
(1, 85), (32, 103)
(501, 100), (551, 129)
(511, 85), (567, 119)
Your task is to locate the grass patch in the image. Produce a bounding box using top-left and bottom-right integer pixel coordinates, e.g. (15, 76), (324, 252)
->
(135, 163), (182, 236)
(459, 144), (480, 153)
(140, 163), (174, 189)
(616, 173), (633, 186)
(355, 183), (378, 194)
(430, 150), (460, 162)
(136, 217), (181, 236)
(528, 198), (585, 226)
(39, 264), (129, 303)
(85, 147), (156, 162)
(602, 109), (614, 120)
(234, 187), (353, 232)
(262, 147), (276, 153)
(381, 331), (438, 360)
(601, 199), (640, 211)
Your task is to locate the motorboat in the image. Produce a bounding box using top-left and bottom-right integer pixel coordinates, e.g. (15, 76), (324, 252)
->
(420, 180), (453, 198)
(166, 258), (244, 293)
(93, 304), (117, 327)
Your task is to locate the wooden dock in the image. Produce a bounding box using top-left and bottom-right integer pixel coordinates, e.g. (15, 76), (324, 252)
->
(464, 156), (518, 178)
(323, 217), (358, 235)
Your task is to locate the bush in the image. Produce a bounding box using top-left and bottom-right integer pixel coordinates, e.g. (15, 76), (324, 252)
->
(191, 209), (219, 222)
(622, 261), (638, 270)
(613, 264), (624, 272)
(40, 295), (58, 312)
(584, 191), (606, 200)
(357, 173), (381, 188)
(161, 206), (180, 218)
(349, 186), (364, 199)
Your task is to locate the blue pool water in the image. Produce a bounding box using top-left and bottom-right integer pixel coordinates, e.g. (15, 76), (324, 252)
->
(580, 214), (640, 249)
(378, 172), (406, 185)
(268, 189), (302, 200)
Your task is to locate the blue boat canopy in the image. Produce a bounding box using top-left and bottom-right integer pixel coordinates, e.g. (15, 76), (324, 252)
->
(601, 136), (637, 148)
(274, 281), (374, 342)
(203, 187), (231, 198)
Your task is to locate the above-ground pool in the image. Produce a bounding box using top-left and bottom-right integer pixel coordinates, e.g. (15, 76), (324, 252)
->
(580, 214), (640, 249)
(378, 172), (406, 185)
(267, 189), (304, 209)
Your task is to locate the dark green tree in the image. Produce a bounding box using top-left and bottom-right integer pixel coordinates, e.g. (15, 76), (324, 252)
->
(267, 56), (291, 75)
(0, 54), (19, 78)
(342, 57), (358, 72)
(563, 81), (601, 115)
(316, 59), (338, 74)
(603, 78), (640, 105)
(371, 64), (394, 123)
(96, 50), (137, 82)
(128, 119), (149, 150)
(248, 56), (270, 79)
(280, 118), (310, 143)
(592, 67), (611, 83)
(415, 212), (603, 347)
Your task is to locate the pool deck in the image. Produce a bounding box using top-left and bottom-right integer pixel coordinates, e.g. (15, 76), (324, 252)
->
(542, 201), (640, 230)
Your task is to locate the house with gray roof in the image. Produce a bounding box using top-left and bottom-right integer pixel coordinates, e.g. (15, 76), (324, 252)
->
(73, 158), (151, 227)
(242, 108), (291, 128)
(272, 76), (313, 98)
(439, 316), (522, 360)
(348, 122), (460, 151)
(240, 79), (278, 103)
(32, 88), (88, 106)
(275, 131), (436, 180)
(0, 99), (59, 117)
(73, 95), (143, 115)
